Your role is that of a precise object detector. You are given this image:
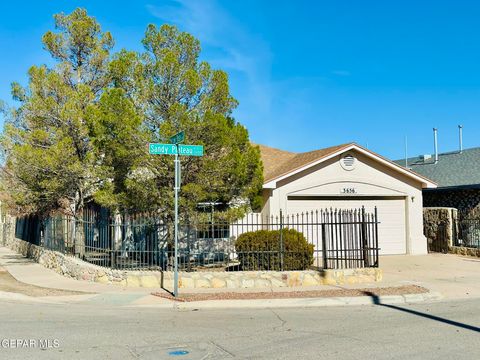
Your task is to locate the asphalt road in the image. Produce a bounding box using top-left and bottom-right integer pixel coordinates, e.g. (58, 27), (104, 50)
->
(0, 298), (478, 359)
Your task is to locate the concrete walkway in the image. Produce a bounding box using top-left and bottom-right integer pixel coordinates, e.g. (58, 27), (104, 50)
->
(380, 253), (480, 300)
(0, 246), (173, 306)
(1, 245), (478, 308)
(0, 247), (154, 294)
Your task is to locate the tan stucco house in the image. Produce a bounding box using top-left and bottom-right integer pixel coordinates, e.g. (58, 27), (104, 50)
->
(258, 143), (437, 255)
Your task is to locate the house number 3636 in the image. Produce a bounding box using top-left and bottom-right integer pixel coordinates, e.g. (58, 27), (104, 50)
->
(341, 188), (356, 194)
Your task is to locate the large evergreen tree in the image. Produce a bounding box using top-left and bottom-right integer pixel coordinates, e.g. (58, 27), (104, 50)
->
(105, 24), (263, 220)
(1, 9), (263, 231)
(1, 9), (117, 255)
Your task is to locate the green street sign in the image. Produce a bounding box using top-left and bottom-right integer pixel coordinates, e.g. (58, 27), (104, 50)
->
(149, 143), (203, 156)
(170, 131), (185, 144)
(177, 144), (203, 156)
(149, 143), (175, 155)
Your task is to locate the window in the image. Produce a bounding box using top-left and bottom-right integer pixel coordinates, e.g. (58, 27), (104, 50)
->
(196, 223), (230, 239)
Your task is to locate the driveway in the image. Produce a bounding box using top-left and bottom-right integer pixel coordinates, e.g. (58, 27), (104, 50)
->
(379, 253), (480, 300)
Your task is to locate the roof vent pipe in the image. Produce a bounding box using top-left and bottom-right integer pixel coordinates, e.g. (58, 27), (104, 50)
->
(458, 125), (463, 153)
(433, 128), (439, 164)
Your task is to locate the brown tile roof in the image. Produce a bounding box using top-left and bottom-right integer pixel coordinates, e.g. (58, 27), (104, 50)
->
(258, 143), (353, 182)
(258, 142), (437, 187)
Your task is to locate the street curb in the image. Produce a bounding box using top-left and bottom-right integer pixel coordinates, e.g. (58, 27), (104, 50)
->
(175, 292), (444, 310)
(128, 292), (444, 310)
(0, 290), (444, 308)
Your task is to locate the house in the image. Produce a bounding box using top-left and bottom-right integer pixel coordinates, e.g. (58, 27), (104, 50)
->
(258, 143), (437, 255)
(396, 147), (480, 218)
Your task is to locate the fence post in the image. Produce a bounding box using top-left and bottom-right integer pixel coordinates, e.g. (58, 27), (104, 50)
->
(374, 207), (379, 267)
(361, 206), (369, 267)
(279, 209), (284, 271)
(110, 250), (116, 268)
(108, 215), (115, 268)
(321, 223), (327, 269)
(187, 224), (192, 272)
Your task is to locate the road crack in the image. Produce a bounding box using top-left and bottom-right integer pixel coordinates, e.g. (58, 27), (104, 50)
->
(269, 308), (287, 331)
(209, 341), (236, 358)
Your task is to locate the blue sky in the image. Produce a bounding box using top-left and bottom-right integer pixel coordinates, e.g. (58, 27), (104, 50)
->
(2, 0), (480, 160)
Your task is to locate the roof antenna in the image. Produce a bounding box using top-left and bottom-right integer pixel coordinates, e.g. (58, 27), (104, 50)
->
(404, 136), (408, 168)
(458, 125), (463, 154)
(433, 128), (439, 164)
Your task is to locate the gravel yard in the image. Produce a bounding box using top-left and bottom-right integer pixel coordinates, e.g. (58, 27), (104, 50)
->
(152, 285), (429, 302)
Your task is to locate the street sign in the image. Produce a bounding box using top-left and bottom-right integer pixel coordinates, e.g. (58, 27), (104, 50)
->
(149, 143), (177, 155)
(170, 131), (185, 144)
(149, 143), (203, 156)
(177, 144), (203, 156)
(148, 138), (204, 298)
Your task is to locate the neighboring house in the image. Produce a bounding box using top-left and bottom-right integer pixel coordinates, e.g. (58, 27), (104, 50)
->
(257, 143), (437, 255)
(395, 147), (480, 218)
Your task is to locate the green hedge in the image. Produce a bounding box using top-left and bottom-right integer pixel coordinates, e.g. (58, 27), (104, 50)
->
(235, 228), (314, 271)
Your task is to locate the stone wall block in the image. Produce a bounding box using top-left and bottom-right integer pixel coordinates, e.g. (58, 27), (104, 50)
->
(195, 279), (211, 288)
(254, 279), (271, 288)
(211, 278), (227, 288)
(241, 278), (255, 288)
(179, 277), (194, 289)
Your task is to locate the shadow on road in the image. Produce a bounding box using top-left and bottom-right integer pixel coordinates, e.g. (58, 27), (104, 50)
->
(363, 291), (480, 333)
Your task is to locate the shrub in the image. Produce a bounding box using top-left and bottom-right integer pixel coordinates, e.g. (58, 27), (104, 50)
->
(235, 228), (314, 271)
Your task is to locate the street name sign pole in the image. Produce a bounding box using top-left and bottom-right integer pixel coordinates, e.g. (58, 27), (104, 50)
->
(173, 146), (179, 298)
(170, 132), (182, 299)
(149, 132), (203, 297)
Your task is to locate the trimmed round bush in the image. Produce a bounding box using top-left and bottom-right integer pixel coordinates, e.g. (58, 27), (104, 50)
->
(235, 228), (314, 271)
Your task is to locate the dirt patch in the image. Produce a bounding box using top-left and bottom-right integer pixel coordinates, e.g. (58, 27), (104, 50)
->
(151, 285), (429, 302)
(0, 267), (90, 297)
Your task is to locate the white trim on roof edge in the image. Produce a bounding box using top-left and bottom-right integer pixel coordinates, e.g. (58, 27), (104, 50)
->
(263, 144), (437, 190)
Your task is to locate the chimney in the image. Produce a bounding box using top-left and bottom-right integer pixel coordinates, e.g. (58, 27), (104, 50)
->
(458, 125), (463, 153)
(433, 128), (438, 164)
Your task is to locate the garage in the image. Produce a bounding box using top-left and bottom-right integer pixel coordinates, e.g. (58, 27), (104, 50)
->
(258, 143), (437, 255)
(286, 196), (407, 255)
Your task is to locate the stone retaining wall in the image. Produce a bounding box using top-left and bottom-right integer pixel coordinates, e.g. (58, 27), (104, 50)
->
(423, 207), (457, 252)
(5, 236), (382, 289)
(449, 246), (480, 257)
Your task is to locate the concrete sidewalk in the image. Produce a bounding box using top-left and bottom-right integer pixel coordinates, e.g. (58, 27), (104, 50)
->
(0, 246), (155, 294)
(0, 245), (478, 308)
(0, 246), (174, 307)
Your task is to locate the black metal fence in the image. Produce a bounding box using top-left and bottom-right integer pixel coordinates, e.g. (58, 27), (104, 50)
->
(456, 219), (480, 248)
(14, 207), (379, 271)
(427, 218), (480, 253)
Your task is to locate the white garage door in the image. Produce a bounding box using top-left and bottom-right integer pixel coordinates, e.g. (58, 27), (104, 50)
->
(286, 197), (407, 255)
